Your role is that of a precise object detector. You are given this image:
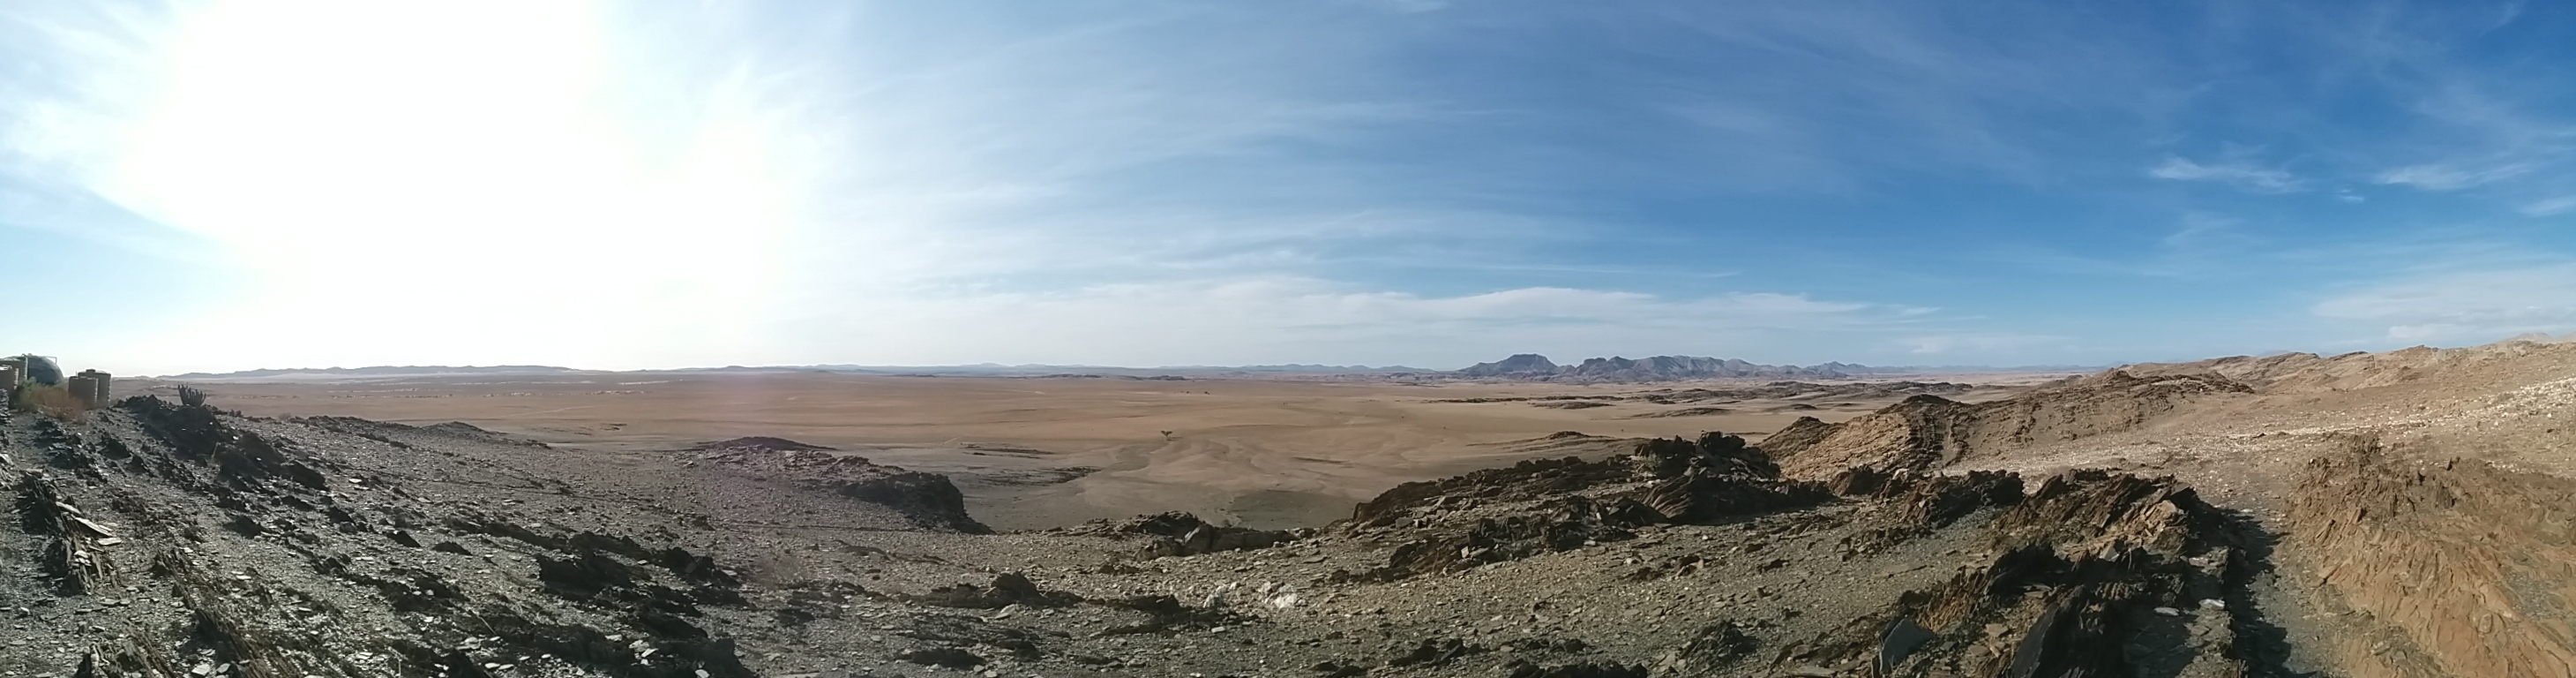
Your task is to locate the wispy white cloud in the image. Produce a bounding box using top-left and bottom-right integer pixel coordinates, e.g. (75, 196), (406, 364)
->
(1354, 0), (1451, 14)
(2518, 194), (2576, 216)
(2326, 25), (2576, 210)
(2161, 212), (2249, 250)
(1634, 2), (2190, 191)
(2374, 161), (2539, 191)
(1995, 211), (2263, 280)
(2312, 261), (2576, 343)
(2162, 2), (2576, 217)
(2149, 156), (2302, 192)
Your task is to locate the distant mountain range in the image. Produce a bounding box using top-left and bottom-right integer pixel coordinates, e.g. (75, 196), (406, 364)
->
(159, 365), (584, 380)
(155, 363), (1437, 380)
(156, 358), (2088, 381)
(786, 363), (1435, 374)
(1458, 354), (1916, 381)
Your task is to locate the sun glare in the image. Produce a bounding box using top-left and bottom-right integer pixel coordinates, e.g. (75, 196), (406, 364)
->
(101, 0), (802, 365)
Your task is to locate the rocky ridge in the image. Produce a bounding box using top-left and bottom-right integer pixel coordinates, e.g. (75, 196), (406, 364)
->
(1756, 371), (2252, 480)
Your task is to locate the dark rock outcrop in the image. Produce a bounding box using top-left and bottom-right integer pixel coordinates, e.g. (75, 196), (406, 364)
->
(1651, 622), (1756, 676)
(687, 437), (835, 452)
(120, 395), (329, 490)
(1344, 433), (1828, 580)
(1794, 471), (2245, 677)
(1501, 659), (1649, 678)
(906, 573), (1082, 609)
(693, 448), (989, 533)
(1077, 511), (1296, 558)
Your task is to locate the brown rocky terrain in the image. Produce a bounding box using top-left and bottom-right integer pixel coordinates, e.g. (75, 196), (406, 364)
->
(5, 338), (2573, 677)
(147, 373), (2013, 532)
(1756, 372), (2250, 480)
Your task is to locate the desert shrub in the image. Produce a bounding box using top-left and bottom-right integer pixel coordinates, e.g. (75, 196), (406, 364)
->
(178, 385), (207, 408)
(9, 384), (86, 422)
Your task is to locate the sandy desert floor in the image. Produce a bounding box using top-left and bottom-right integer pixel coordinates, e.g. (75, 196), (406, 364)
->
(133, 373), (2032, 529)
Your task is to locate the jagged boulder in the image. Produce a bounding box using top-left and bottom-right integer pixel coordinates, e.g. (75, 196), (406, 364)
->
(1838, 471), (2026, 556)
(1385, 637), (1485, 667)
(1501, 659), (1649, 678)
(1629, 432), (1774, 479)
(1078, 511), (1299, 557)
(694, 448), (990, 533)
(1357, 494), (1665, 581)
(1349, 456), (1638, 528)
(1793, 471), (2243, 676)
(1651, 622), (1756, 676)
(908, 573), (1082, 608)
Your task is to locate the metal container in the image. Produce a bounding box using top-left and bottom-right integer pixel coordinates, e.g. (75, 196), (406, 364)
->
(68, 374), (100, 408)
(78, 370), (112, 404)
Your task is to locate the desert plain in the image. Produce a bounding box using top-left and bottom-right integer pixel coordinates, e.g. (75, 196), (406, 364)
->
(128, 372), (2038, 530)
(14, 341), (2574, 677)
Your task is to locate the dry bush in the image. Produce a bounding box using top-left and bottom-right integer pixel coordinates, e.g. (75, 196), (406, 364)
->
(9, 384), (87, 422)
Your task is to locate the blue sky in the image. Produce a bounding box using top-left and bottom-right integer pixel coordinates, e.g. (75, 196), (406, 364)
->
(5, 0), (2575, 374)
